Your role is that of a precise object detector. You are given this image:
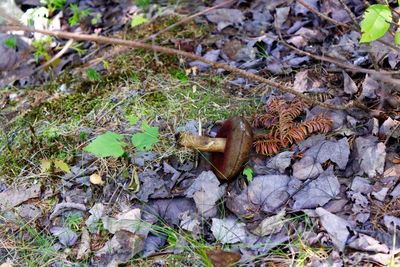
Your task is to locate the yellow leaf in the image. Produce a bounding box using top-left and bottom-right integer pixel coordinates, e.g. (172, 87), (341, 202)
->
(41, 159), (52, 173)
(54, 160), (71, 174)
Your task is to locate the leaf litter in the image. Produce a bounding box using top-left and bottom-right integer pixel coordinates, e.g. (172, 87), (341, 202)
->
(2, 0), (400, 266)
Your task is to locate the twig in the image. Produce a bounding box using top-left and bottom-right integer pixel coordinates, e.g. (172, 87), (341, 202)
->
(0, 24), (368, 112)
(337, 0), (379, 70)
(295, 0), (356, 30)
(272, 174), (320, 213)
(262, 32), (400, 86)
(337, 0), (360, 31)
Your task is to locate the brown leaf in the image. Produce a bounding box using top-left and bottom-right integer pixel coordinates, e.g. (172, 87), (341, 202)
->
(206, 248), (241, 267)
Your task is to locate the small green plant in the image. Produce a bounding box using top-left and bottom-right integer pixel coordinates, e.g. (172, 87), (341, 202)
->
(136, 0), (150, 12)
(83, 120), (160, 157)
(359, 1), (397, 43)
(170, 69), (188, 83)
(131, 15), (148, 28)
(131, 121), (160, 150)
(32, 37), (54, 61)
(68, 4), (91, 27)
(83, 131), (127, 157)
(127, 115), (140, 125)
(87, 68), (101, 81)
(64, 212), (83, 231)
(255, 43), (269, 59)
(243, 167), (254, 182)
(5, 36), (17, 49)
(91, 13), (102, 24)
(40, 0), (66, 14)
(70, 42), (87, 56)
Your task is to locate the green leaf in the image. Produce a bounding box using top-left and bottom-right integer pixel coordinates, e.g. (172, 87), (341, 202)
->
(243, 167), (254, 182)
(131, 15), (148, 28)
(360, 4), (392, 43)
(395, 32), (400, 45)
(87, 68), (100, 80)
(131, 121), (159, 151)
(127, 115), (139, 125)
(83, 131), (126, 157)
(5, 37), (17, 49)
(54, 159), (71, 173)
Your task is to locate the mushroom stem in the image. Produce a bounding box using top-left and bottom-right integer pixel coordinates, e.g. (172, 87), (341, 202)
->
(178, 132), (226, 152)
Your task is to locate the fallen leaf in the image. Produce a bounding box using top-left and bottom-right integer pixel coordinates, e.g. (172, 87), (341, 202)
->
(316, 207), (350, 252)
(0, 184), (41, 211)
(251, 209), (286, 236)
(343, 71), (358, 95)
(50, 226), (78, 247)
(102, 208), (143, 234)
(206, 248), (241, 267)
(353, 136), (386, 178)
(185, 171), (225, 218)
(54, 159), (71, 173)
(77, 228), (90, 260)
(291, 166), (340, 210)
(40, 159), (52, 173)
(348, 234), (389, 253)
(292, 156), (323, 180)
(211, 217), (247, 244)
(247, 175), (291, 213)
(305, 137), (350, 170)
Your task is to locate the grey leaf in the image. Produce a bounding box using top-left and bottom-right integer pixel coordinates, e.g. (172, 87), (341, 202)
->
(292, 156), (323, 180)
(316, 207), (350, 252)
(353, 136), (386, 178)
(185, 171), (225, 218)
(266, 151), (294, 173)
(348, 234), (389, 253)
(360, 75), (379, 100)
(343, 71), (358, 95)
(211, 217), (247, 244)
(247, 175), (290, 213)
(50, 227), (78, 247)
(292, 166), (340, 210)
(306, 138), (350, 170)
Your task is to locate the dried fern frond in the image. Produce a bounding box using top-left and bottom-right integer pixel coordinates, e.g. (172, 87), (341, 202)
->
(252, 97), (333, 155)
(254, 136), (281, 155)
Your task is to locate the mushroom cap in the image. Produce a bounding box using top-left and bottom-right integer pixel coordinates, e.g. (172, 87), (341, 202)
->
(210, 116), (253, 180)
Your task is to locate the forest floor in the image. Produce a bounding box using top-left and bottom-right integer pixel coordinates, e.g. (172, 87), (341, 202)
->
(1, 0), (400, 266)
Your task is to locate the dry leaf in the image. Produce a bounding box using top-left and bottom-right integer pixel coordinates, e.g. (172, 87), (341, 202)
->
(206, 248), (241, 267)
(40, 159), (51, 173)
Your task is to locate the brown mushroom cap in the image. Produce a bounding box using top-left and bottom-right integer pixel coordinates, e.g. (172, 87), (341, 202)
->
(210, 116), (253, 180)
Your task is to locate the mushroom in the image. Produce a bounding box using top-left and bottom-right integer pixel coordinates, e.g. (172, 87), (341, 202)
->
(178, 116), (253, 180)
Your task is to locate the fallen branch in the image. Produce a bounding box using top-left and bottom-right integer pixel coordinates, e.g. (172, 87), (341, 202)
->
(1, 24), (368, 111)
